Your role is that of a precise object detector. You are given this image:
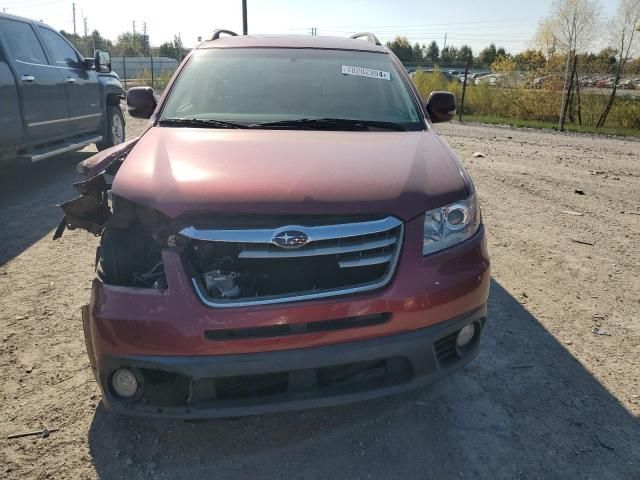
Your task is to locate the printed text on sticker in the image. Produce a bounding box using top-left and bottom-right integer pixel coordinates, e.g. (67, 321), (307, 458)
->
(342, 65), (391, 81)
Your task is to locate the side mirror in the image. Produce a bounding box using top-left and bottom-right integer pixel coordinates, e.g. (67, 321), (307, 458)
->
(426, 91), (456, 123)
(94, 50), (111, 73)
(127, 87), (157, 119)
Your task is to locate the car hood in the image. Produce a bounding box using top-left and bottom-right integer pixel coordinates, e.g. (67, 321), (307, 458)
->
(112, 127), (468, 221)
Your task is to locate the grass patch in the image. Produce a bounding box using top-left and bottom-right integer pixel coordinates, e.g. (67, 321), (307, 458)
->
(459, 114), (640, 138)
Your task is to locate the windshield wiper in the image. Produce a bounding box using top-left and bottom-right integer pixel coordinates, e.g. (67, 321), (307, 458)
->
(158, 118), (248, 129)
(249, 118), (407, 131)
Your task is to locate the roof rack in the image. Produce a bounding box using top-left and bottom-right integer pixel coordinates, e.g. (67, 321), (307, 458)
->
(211, 29), (238, 40)
(350, 32), (381, 46)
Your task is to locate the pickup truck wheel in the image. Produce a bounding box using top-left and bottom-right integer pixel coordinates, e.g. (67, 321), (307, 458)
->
(96, 105), (125, 151)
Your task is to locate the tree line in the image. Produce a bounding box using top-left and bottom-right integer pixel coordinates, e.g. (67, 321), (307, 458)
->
(60, 29), (187, 60)
(388, 34), (640, 75)
(398, 0), (640, 131)
(386, 37), (508, 66)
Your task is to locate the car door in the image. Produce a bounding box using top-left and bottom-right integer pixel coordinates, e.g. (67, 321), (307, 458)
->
(37, 26), (101, 135)
(0, 36), (22, 151)
(0, 17), (68, 144)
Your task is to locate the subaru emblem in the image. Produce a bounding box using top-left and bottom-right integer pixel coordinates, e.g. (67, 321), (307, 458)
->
(272, 230), (309, 249)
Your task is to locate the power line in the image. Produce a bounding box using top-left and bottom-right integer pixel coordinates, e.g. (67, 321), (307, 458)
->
(281, 18), (540, 30)
(288, 24), (539, 33)
(0, 0), (66, 7)
(311, 28), (536, 37)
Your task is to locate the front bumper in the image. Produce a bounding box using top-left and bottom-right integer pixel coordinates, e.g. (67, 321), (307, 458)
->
(100, 306), (486, 418)
(85, 218), (490, 417)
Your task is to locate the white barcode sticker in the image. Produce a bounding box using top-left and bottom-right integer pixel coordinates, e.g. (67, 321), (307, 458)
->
(341, 65), (391, 81)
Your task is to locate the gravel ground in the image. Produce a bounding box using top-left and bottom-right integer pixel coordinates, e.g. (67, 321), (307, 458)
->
(0, 116), (639, 479)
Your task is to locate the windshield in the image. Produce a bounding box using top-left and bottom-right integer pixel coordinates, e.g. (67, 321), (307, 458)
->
(160, 47), (424, 130)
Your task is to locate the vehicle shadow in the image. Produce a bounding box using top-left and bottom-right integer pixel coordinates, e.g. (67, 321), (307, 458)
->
(87, 279), (640, 479)
(0, 149), (93, 266)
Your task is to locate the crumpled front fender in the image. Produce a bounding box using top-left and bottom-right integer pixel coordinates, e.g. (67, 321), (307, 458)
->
(53, 138), (139, 239)
(53, 175), (110, 239)
(77, 137), (139, 178)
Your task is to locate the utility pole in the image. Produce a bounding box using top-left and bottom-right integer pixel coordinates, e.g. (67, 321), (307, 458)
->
(558, 12), (577, 132)
(443, 32), (447, 51)
(82, 14), (89, 56)
(242, 0), (248, 35)
(72, 3), (76, 36)
(310, 27), (317, 36)
(559, 50), (575, 131)
(459, 54), (472, 122)
(143, 22), (148, 55)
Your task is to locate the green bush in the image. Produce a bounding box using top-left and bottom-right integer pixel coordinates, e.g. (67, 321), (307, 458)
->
(138, 68), (174, 91)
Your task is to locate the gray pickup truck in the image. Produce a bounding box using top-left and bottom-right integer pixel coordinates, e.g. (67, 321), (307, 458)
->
(0, 13), (125, 163)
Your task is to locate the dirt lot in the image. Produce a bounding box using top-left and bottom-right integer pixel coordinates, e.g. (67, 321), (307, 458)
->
(1, 117), (639, 479)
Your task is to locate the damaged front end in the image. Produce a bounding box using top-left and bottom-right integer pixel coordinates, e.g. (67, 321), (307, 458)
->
(54, 138), (169, 289)
(54, 140), (403, 304)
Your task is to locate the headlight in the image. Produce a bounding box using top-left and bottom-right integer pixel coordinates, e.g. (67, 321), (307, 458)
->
(423, 194), (480, 255)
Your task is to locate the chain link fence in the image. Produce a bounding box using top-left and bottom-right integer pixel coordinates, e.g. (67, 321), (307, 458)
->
(404, 62), (640, 132)
(111, 56), (179, 92)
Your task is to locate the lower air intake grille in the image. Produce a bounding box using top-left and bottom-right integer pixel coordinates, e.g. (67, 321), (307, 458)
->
(434, 331), (459, 365)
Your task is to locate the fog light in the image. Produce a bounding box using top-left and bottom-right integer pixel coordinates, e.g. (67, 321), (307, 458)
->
(456, 324), (476, 348)
(111, 368), (139, 398)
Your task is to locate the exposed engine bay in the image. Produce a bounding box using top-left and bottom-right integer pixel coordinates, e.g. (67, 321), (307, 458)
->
(53, 139), (170, 289)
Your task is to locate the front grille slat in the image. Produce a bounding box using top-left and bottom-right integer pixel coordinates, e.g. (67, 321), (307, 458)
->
(338, 252), (394, 268)
(238, 234), (397, 259)
(180, 216), (402, 244)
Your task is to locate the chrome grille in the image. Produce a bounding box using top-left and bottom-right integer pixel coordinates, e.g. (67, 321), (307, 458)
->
(180, 216), (404, 307)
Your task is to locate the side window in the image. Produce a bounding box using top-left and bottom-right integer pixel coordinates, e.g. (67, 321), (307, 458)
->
(0, 19), (47, 65)
(38, 27), (80, 67)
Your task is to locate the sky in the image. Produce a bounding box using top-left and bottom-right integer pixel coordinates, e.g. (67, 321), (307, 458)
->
(0, 0), (620, 53)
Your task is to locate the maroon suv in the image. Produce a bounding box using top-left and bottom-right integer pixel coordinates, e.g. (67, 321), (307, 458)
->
(57, 31), (490, 418)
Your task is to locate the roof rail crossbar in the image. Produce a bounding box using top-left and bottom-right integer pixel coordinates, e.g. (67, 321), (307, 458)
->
(211, 29), (238, 40)
(350, 32), (381, 46)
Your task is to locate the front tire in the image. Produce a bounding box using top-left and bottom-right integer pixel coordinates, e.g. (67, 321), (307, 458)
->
(96, 105), (125, 151)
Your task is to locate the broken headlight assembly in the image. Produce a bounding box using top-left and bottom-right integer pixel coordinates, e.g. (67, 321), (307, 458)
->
(97, 195), (169, 289)
(98, 228), (166, 288)
(423, 194), (480, 256)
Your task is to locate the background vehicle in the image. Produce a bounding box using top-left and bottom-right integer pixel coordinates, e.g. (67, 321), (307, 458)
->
(0, 13), (125, 164)
(618, 78), (636, 90)
(475, 74), (504, 86)
(595, 77), (616, 88)
(530, 73), (564, 89)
